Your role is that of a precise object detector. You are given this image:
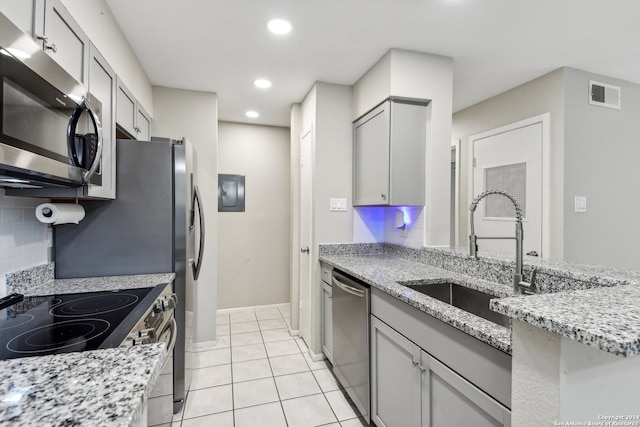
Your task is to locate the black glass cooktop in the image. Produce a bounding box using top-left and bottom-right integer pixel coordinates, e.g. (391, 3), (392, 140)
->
(0, 287), (159, 360)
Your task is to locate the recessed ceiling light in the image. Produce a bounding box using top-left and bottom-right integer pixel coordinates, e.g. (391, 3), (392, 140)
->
(245, 111), (260, 118)
(267, 19), (292, 35)
(254, 79), (272, 89)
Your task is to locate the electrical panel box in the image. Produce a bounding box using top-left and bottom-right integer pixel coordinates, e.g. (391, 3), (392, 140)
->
(218, 174), (245, 212)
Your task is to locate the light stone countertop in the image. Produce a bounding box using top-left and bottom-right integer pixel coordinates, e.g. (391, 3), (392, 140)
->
(319, 250), (514, 354)
(6, 263), (175, 296)
(0, 344), (167, 426)
(0, 264), (176, 426)
(321, 243), (640, 357)
(490, 285), (640, 356)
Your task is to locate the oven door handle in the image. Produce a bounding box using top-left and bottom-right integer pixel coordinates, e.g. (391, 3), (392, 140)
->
(160, 317), (177, 370)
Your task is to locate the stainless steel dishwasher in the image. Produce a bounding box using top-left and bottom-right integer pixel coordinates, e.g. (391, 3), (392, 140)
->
(331, 270), (370, 423)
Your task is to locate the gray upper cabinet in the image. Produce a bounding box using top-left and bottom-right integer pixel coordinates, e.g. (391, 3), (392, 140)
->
(87, 43), (116, 199)
(0, 0), (88, 85)
(117, 78), (151, 140)
(42, 0), (89, 84)
(353, 98), (427, 206)
(135, 103), (151, 141)
(0, 0), (40, 37)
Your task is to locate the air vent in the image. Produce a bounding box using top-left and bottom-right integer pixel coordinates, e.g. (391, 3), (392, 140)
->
(589, 80), (621, 109)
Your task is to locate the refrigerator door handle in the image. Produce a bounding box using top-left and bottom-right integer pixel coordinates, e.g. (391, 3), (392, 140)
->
(190, 185), (205, 280)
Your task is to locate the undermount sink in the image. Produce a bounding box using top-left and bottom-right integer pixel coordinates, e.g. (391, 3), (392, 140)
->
(400, 281), (510, 328)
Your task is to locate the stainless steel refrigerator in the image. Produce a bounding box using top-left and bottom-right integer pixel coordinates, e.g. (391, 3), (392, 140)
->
(54, 137), (205, 419)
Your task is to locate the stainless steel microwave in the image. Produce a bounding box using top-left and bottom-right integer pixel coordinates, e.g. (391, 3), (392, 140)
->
(0, 13), (102, 190)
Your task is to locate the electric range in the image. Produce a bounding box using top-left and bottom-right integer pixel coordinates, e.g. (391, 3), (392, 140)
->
(0, 284), (177, 361)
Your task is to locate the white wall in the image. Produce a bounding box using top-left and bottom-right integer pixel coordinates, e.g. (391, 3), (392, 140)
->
(217, 122), (290, 309)
(563, 68), (640, 269)
(293, 82), (354, 354)
(151, 86), (218, 344)
(0, 191), (50, 295)
(452, 69), (565, 257)
(60, 0), (153, 115)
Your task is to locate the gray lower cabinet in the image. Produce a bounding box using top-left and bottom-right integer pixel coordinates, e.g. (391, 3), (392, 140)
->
(370, 288), (511, 427)
(371, 316), (421, 427)
(321, 263), (333, 363)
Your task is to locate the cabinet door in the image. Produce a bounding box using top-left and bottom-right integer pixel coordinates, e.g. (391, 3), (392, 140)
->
(0, 0), (39, 38)
(116, 78), (136, 137)
(87, 43), (116, 199)
(135, 104), (151, 141)
(43, 0), (88, 84)
(421, 352), (511, 427)
(371, 316), (422, 427)
(353, 102), (390, 206)
(321, 281), (333, 363)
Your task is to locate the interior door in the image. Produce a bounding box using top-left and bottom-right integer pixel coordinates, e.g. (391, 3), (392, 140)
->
(471, 120), (543, 256)
(299, 130), (313, 343)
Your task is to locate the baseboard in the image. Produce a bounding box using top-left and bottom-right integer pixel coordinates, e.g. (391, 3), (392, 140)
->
(217, 302), (290, 315)
(191, 340), (218, 352)
(288, 328), (299, 337)
(308, 347), (327, 362)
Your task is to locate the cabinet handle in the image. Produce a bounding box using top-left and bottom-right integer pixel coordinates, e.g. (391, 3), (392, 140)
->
(381, 193), (387, 200)
(135, 127), (141, 134)
(411, 360), (419, 367)
(419, 365), (426, 373)
(36, 36), (57, 53)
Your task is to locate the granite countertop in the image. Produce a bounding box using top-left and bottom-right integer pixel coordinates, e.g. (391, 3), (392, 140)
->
(319, 251), (514, 354)
(0, 343), (167, 426)
(6, 264), (175, 296)
(491, 285), (640, 356)
(321, 243), (640, 358)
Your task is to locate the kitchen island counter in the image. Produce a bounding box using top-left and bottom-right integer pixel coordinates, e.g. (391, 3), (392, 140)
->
(0, 343), (167, 426)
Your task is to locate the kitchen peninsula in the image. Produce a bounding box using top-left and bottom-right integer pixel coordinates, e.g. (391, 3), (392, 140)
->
(320, 243), (640, 426)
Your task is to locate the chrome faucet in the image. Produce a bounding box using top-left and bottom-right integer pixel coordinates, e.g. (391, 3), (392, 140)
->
(469, 190), (536, 294)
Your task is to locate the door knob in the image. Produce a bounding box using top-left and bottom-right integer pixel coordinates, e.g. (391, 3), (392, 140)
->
(300, 247), (310, 254)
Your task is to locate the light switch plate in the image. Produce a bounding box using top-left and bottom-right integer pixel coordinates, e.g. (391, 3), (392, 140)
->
(330, 198), (348, 212)
(574, 196), (587, 213)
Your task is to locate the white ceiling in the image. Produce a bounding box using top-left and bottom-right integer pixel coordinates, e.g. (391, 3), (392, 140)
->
(105, 0), (640, 128)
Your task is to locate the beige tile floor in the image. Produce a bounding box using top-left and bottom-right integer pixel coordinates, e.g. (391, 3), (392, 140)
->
(169, 305), (369, 426)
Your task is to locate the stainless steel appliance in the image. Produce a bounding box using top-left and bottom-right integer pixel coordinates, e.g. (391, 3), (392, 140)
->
(0, 283), (176, 361)
(331, 270), (371, 423)
(53, 138), (204, 417)
(0, 12), (102, 189)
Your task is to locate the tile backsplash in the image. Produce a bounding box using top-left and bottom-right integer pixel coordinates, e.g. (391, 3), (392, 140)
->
(0, 190), (50, 287)
(354, 206), (425, 248)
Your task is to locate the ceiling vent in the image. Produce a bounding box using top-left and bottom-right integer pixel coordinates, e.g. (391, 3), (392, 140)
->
(589, 80), (621, 110)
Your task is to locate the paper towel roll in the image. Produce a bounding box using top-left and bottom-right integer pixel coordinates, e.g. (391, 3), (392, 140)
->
(36, 203), (85, 225)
